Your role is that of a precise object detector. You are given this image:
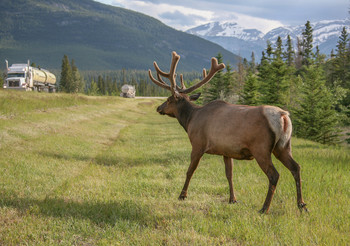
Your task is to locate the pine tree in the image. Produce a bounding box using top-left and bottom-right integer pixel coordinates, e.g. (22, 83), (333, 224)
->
(203, 53), (225, 103)
(334, 27), (349, 87)
(295, 37), (303, 70)
(97, 75), (105, 95)
(266, 41), (273, 59)
(258, 37), (289, 107)
(71, 59), (84, 93)
(249, 52), (257, 73)
(293, 65), (339, 144)
(59, 55), (72, 93)
(284, 35), (295, 67)
(231, 57), (248, 102)
(105, 76), (113, 95)
(240, 72), (259, 105)
(222, 62), (234, 98)
(301, 21), (314, 67)
(88, 79), (99, 96)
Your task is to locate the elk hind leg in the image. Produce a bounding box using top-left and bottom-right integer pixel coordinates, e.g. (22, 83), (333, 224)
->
(254, 154), (279, 214)
(224, 156), (237, 204)
(273, 145), (307, 212)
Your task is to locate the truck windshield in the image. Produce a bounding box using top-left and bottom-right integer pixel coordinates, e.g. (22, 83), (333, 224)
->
(7, 73), (25, 78)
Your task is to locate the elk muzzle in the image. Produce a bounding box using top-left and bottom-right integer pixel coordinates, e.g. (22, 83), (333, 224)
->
(157, 104), (165, 115)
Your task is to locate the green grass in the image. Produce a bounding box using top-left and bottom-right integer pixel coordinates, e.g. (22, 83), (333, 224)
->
(0, 90), (349, 245)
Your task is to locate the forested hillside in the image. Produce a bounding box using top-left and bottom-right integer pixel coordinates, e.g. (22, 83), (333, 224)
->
(0, 0), (239, 71)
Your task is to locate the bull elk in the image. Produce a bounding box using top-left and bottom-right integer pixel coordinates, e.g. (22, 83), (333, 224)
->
(148, 51), (307, 213)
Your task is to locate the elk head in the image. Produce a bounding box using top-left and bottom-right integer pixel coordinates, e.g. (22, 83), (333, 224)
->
(148, 51), (225, 118)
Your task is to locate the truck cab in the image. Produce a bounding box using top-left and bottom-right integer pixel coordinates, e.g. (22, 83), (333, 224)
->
(3, 64), (30, 90)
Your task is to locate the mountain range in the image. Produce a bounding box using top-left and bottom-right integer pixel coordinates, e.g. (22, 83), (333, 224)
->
(0, 0), (239, 71)
(187, 19), (350, 60)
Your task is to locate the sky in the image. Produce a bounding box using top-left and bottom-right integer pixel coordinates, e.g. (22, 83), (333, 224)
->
(95, 0), (349, 33)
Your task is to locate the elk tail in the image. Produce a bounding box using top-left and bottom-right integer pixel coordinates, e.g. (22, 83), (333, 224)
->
(278, 112), (292, 148)
(263, 106), (292, 149)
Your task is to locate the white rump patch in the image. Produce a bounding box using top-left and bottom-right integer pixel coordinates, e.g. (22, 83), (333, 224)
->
(263, 106), (292, 148)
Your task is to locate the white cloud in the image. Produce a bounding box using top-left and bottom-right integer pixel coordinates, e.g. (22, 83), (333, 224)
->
(215, 13), (283, 33)
(103, 0), (346, 33)
(110, 0), (214, 30)
(108, 0), (284, 33)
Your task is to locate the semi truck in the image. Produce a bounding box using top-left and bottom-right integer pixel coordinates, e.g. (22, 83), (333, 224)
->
(3, 60), (57, 92)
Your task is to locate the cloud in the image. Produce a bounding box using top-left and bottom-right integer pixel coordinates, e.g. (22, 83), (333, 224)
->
(109, 0), (214, 30)
(159, 10), (207, 28)
(104, 0), (349, 32)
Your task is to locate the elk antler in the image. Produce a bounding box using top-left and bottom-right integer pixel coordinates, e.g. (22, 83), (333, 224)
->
(148, 51), (225, 95)
(148, 51), (180, 94)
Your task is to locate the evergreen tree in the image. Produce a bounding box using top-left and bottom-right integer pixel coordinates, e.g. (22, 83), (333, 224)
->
(231, 57), (247, 101)
(112, 79), (119, 96)
(295, 37), (303, 69)
(293, 65), (339, 144)
(326, 26), (350, 110)
(222, 62), (234, 98)
(240, 72), (259, 105)
(97, 75), (105, 95)
(88, 79), (99, 96)
(284, 35), (295, 67)
(266, 41), (273, 59)
(334, 27), (349, 87)
(258, 37), (289, 107)
(71, 59), (85, 93)
(106, 76), (113, 95)
(59, 55), (72, 93)
(301, 21), (314, 66)
(203, 53), (225, 103)
(249, 52), (257, 73)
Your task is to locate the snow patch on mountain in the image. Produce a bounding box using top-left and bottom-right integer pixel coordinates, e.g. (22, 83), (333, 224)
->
(187, 19), (350, 59)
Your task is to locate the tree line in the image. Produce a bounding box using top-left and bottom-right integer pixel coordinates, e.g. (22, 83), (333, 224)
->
(58, 59), (201, 97)
(199, 21), (349, 145)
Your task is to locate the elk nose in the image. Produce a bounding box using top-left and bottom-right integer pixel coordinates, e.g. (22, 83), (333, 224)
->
(157, 105), (165, 115)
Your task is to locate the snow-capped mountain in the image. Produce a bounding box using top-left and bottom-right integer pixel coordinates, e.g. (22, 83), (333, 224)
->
(187, 21), (264, 41)
(187, 19), (350, 60)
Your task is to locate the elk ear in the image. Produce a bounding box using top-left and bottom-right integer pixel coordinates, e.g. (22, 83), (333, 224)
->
(189, 93), (201, 101)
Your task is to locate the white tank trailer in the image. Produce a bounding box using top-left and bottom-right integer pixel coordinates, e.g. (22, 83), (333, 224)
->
(3, 60), (57, 92)
(120, 84), (136, 98)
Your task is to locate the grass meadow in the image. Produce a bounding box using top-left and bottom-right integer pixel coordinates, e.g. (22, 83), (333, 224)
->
(0, 90), (349, 245)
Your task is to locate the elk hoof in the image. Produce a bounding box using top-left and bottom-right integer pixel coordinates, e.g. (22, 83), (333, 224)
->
(229, 199), (237, 204)
(258, 207), (269, 214)
(178, 191), (187, 200)
(298, 203), (308, 212)
(178, 195), (187, 200)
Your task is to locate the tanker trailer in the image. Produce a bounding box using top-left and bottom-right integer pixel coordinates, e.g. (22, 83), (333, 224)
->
(3, 60), (57, 92)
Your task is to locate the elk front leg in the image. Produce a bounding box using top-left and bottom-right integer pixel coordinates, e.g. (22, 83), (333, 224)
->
(224, 156), (237, 204)
(179, 150), (203, 200)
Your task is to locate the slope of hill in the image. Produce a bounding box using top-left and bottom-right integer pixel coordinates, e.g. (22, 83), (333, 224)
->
(187, 19), (350, 60)
(0, 0), (240, 71)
